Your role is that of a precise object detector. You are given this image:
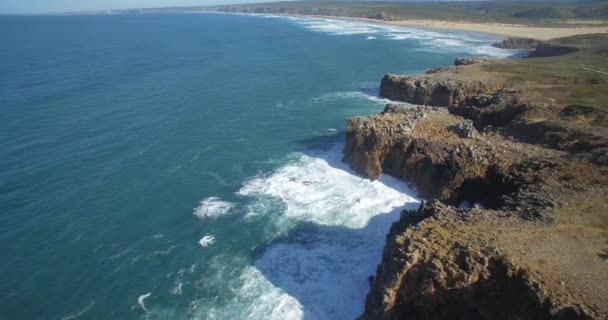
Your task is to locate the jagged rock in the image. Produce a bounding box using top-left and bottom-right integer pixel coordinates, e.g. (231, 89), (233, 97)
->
(492, 37), (540, 49)
(342, 106), (577, 211)
(360, 201), (601, 320)
(449, 88), (530, 129)
(366, 11), (396, 21)
(451, 120), (477, 138)
(382, 104), (410, 115)
(344, 105), (608, 320)
(425, 67), (450, 74)
(454, 57), (494, 66)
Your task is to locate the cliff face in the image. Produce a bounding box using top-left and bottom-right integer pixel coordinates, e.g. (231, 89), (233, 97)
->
(379, 73), (500, 107)
(344, 105), (515, 205)
(345, 59), (608, 319)
(361, 201), (601, 320)
(489, 37), (580, 57)
(379, 58), (507, 107)
(345, 105), (608, 320)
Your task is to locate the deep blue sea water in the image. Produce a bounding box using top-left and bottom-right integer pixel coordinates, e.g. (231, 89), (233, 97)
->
(0, 13), (511, 320)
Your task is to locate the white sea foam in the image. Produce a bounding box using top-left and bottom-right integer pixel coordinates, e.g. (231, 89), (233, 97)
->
(188, 143), (419, 319)
(313, 91), (393, 106)
(193, 197), (234, 220)
(211, 13), (515, 58)
(279, 16), (514, 57)
(137, 292), (151, 313)
(208, 143), (419, 319)
(238, 145), (417, 228)
(236, 267), (305, 319)
(197, 265), (304, 320)
(199, 234), (215, 247)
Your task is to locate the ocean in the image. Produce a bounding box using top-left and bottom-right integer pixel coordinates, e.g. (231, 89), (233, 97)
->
(0, 12), (512, 320)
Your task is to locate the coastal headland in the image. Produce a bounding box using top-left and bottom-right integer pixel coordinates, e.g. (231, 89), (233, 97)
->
(345, 34), (608, 319)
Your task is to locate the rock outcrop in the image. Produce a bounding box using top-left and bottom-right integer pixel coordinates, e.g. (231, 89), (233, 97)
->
(379, 73), (500, 107)
(492, 37), (540, 49)
(379, 58), (508, 107)
(361, 200), (604, 320)
(343, 104), (608, 319)
(454, 57), (495, 66)
(490, 36), (580, 57)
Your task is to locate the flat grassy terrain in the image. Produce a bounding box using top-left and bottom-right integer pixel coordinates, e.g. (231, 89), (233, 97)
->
(483, 34), (608, 120)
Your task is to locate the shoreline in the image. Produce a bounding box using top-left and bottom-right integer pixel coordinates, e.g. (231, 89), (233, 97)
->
(273, 13), (608, 40)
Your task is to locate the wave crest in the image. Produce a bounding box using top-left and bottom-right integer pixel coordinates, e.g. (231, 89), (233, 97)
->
(193, 197), (234, 220)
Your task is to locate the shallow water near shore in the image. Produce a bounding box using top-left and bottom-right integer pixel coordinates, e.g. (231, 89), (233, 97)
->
(0, 12), (510, 319)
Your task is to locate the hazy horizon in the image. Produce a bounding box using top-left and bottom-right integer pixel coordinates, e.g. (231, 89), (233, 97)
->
(0, 0), (499, 15)
(0, 0), (289, 14)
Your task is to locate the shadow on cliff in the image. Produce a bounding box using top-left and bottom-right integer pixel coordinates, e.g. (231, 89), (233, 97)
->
(249, 133), (420, 319)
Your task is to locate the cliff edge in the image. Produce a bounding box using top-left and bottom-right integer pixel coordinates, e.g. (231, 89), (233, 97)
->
(344, 34), (608, 320)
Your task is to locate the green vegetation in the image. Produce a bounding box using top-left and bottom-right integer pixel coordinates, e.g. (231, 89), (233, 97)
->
(483, 34), (608, 125)
(198, 1), (608, 26)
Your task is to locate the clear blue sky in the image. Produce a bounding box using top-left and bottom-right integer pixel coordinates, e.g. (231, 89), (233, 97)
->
(0, 0), (273, 14)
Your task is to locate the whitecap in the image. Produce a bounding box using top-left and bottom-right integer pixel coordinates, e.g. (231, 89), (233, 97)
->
(137, 292), (151, 313)
(199, 234), (215, 247)
(193, 197), (234, 220)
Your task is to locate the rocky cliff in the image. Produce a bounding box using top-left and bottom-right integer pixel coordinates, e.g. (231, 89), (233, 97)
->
(492, 36), (540, 49)
(379, 72), (501, 107)
(345, 53), (608, 319)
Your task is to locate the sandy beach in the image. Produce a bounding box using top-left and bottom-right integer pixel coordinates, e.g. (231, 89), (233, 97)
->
(291, 15), (608, 40)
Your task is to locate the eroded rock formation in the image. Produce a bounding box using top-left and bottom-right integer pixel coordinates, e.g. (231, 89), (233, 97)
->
(345, 66), (608, 318)
(379, 73), (500, 107)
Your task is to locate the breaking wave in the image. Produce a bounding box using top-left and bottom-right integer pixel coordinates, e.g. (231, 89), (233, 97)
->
(278, 16), (517, 58)
(193, 197), (234, 220)
(197, 144), (419, 319)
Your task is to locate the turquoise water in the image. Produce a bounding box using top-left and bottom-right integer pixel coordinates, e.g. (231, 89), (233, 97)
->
(0, 13), (510, 319)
